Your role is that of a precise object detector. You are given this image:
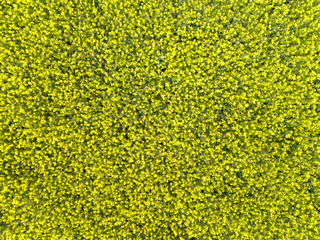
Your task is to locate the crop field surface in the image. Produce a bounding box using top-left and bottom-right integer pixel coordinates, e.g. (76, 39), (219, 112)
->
(0, 0), (320, 239)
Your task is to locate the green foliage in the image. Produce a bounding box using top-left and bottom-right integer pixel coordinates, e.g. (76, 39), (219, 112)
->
(1, 0), (320, 239)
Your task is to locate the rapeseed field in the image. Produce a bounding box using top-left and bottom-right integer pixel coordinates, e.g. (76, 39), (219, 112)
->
(0, 0), (320, 239)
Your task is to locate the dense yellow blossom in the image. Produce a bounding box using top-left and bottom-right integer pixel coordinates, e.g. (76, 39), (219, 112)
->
(0, 0), (320, 239)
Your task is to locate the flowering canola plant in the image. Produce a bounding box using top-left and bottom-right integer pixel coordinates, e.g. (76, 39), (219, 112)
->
(0, 0), (320, 239)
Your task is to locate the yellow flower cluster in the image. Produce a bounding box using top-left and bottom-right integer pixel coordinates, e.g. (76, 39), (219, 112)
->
(1, 0), (320, 239)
